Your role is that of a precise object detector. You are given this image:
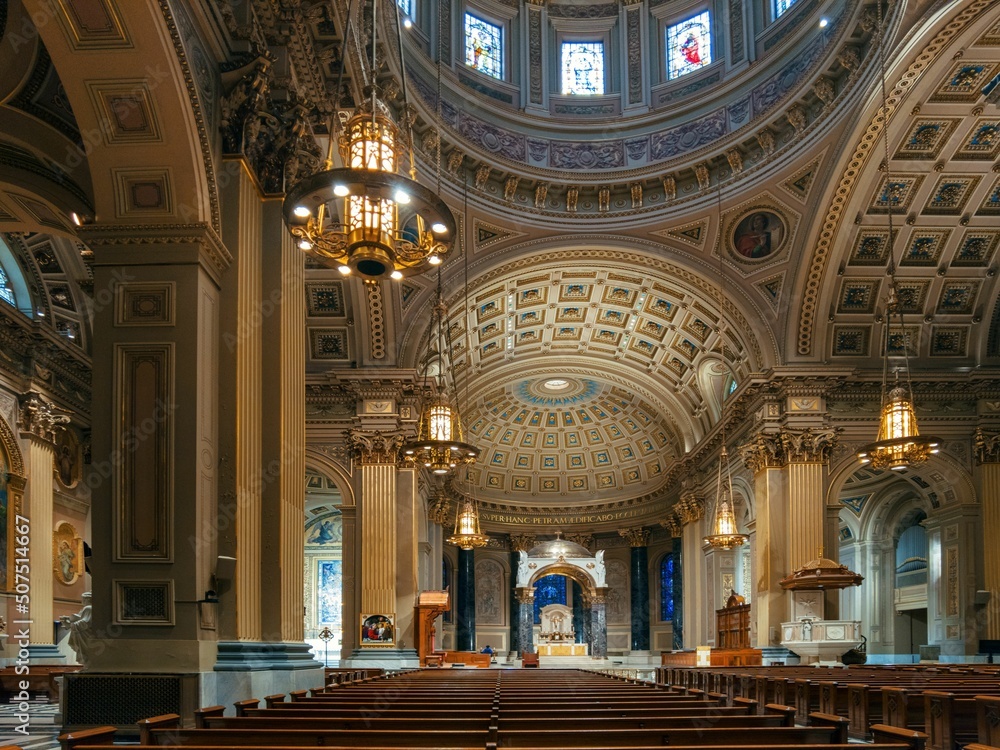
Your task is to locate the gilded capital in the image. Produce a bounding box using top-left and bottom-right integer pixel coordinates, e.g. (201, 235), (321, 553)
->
(738, 432), (785, 473)
(345, 429), (404, 465)
(566, 533), (593, 550)
(618, 526), (650, 547)
(510, 533), (536, 552)
(18, 392), (69, 446)
(427, 494), (451, 526)
(516, 587), (535, 603)
(975, 429), (1000, 464)
(780, 427), (841, 463)
(675, 493), (704, 524)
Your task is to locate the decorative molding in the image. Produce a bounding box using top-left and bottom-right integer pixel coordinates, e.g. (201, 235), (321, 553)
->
(345, 429), (403, 465)
(974, 428), (1000, 464)
(738, 432), (785, 473)
(780, 427), (841, 463)
(18, 391), (70, 445)
(618, 526), (650, 547)
(509, 533), (536, 552)
(115, 282), (175, 326)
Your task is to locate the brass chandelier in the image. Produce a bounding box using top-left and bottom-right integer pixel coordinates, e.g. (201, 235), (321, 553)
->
(401, 275), (479, 474)
(703, 185), (747, 552)
(282, 0), (455, 281)
(447, 497), (489, 550)
(704, 446), (748, 550)
(855, 0), (941, 472)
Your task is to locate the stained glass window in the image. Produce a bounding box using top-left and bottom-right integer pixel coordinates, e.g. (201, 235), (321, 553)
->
(667, 12), (712, 80)
(0, 267), (14, 307)
(397, 0), (413, 17)
(660, 554), (675, 621)
(727, 379), (738, 397)
(533, 574), (567, 623)
(465, 13), (503, 80)
(773, 0), (797, 17)
(561, 42), (605, 95)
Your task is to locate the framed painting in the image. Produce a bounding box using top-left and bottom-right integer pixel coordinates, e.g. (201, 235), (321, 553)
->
(360, 613), (395, 647)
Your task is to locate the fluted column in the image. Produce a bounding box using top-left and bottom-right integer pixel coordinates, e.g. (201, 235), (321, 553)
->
(781, 428), (839, 569)
(620, 526), (650, 652)
(217, 161), (262, 645)
(738, 433), (787, 648)
(975, 430), (1000, 639)
(456, 548), (476, 651)
(18, 393), (68, 659)
(674, 492), (705, 648)
(347, 432), (403, 621)
(517, 588), (535, 655)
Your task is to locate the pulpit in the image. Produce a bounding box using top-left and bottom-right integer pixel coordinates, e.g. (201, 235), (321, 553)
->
(710, 590), (761, 666)
(415, 590), (450, 667)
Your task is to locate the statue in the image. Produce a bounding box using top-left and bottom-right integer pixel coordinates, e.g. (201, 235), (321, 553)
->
(60, 592), (93, 667)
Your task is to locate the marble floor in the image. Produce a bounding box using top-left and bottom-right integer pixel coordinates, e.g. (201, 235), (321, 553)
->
(0, 700), (59, 749)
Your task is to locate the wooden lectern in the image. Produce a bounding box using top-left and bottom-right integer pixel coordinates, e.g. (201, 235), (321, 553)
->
(415, 590), (450, 667)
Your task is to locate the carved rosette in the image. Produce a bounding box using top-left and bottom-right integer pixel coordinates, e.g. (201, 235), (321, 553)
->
(510, 533), (536, 552)
(738, 432), (786, 473)
(780, 427), (841, 463)
(618, 526), (650, 547)
(18, 392), (70, 446)
(975, 429), (1000, 464)
(345, 429), (404, 465)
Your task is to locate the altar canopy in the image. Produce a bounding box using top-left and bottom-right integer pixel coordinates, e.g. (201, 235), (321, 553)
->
(515, 535), (608, 658)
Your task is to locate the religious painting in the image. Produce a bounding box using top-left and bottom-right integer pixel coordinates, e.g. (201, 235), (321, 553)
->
(360, 613), (395, 647)
(731, 210), (785, 260)
(306, 512), (342, 549)
(53, 521), (84, 586)
(54, 428), (81, 490)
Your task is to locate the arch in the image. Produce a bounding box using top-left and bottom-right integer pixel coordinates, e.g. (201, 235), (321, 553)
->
(527, 562), (600, 600)
(21, 0), (215, 229)
(305, 449), (355, 507)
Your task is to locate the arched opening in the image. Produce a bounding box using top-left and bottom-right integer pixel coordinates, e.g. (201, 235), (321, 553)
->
(303, 470), (343, 665)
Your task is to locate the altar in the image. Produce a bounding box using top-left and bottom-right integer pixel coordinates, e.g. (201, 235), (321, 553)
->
(538, 643), (589, 656)
(535, 603), (589, 656)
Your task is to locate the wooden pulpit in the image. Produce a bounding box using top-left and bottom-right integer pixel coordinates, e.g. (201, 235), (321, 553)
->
(415, 590), (450, 667)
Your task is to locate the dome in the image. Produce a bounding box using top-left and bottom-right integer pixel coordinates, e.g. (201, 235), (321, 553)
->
(527, 537), (593, 559)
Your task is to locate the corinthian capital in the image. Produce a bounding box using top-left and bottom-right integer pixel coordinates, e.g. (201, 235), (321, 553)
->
(618, 526), (650, 547)
(738, 432), (785, 473)
(345, 429), (403, 465)
(427, 494), (451, 526)
(780, 427), (841, 463)
(18, 392), (69, 445)
(510, 533), (536, 552)
(676, 493), (704, 524)
(975, 429), (1000, 464)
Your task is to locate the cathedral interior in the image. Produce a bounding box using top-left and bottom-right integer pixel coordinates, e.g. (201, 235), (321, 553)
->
(1, 0), (1000, 719)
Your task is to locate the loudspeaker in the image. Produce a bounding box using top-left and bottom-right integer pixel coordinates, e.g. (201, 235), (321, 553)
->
(975, 590), (992, 606)
(213, 555), (237, 595)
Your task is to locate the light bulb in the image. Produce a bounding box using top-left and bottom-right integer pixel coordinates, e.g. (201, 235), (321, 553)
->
(390, 270), (403, 280)
(394, 190), (410, 204)
(333, 184), (350, 197)
(293, 205), (311, 218)
(428, 255), (442, 265)
(431, 222), (447, 234)
(298, 239), (313, 250)
(337, 265), (351, 276)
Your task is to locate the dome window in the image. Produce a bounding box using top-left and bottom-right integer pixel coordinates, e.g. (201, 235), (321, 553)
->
(666, 11), (712, 80)
(465, 12), (503, 80)
(561, 42), (605, 95)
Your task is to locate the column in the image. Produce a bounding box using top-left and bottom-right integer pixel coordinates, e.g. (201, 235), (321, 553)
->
(517, 588), (535, 654)
(215, 161), (262, 648)
(456, 547), (476, 652)
(572, 581), (585, 644)
(671, 533), (684, 650)
(620, 526), (650, 652)
(591, 594), (607, 658)
(509, 533), (534, 655)
(738, 433), (787, 649)
(346, 430), (403, 659)
(676, 491), (705, 649)
(781, 428), (839, 569)
(82, 223), (226, 677)
(975, 429), (1000, 639)
(18, 393), (68, 661)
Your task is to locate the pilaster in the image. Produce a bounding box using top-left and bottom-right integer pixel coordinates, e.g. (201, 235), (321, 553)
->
(82, 223), (226, 674)
(677, 492), (706, 648)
